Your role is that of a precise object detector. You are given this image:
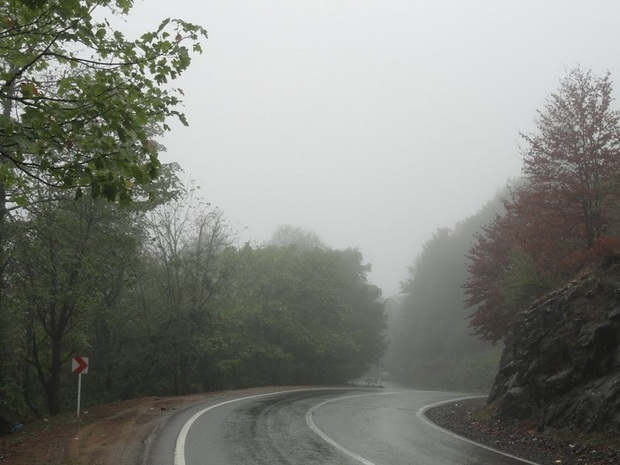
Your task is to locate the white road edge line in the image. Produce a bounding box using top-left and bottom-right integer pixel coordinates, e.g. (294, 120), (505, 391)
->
(174, 387), (359, 465)
(305, 391), (402, 465)
(175, 389), (541, 465)
(417, 396), (542, 465)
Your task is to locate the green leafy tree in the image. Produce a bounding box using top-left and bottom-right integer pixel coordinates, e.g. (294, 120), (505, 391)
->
(134, 186), (238, 395)
(0, 0), (207, 212)
(331, 248), (386, 375)
(392, 199), (504, 391)
(0, 0), (205, 420)
(0, 217), (25, 424)
(216, 240), (386, 387)
(10, 192), (142, 415)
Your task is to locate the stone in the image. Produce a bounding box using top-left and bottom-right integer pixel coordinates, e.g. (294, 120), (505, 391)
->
(489, 263), (620, 432)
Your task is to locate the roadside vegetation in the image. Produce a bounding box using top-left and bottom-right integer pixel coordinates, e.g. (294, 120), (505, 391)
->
(2, 0), (619, 447)
(0, 0), (386, 428)
(387, 67), (620, 404)
(0, 179), (386, 425)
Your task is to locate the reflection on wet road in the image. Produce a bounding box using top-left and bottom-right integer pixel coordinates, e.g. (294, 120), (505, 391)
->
(150, 388), (538, 465)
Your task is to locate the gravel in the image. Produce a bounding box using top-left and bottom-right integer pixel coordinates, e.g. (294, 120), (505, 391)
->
(425, 398), (620, 465)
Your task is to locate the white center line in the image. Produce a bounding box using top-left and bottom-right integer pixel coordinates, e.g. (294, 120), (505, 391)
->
(305, 391), (401, 465)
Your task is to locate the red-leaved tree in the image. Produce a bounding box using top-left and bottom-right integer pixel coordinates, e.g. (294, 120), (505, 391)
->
(465, 67), (620, 342)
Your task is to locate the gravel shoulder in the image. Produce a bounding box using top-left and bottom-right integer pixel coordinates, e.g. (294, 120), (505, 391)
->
(426, 397), (620, 465)
(1, 389), (618, 465)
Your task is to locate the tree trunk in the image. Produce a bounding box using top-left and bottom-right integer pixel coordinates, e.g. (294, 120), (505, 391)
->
(0, 68), (15, 423)
(41, 329), (63, 416)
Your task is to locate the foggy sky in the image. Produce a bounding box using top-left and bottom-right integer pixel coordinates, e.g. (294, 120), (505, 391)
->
(124, 0), (620, 297)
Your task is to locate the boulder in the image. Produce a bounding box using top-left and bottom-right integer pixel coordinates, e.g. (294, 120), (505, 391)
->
(489, 263), (620, 431)
(542, 368), (620, 431)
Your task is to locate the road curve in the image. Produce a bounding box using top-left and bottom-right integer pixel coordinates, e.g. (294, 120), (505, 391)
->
(146, 388), (539, 465)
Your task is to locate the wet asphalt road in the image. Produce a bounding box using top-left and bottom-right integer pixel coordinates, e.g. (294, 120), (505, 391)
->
(147, 388), (537, 465)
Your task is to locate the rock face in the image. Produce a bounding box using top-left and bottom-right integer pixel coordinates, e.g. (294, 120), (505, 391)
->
(489, 262), (620, 432)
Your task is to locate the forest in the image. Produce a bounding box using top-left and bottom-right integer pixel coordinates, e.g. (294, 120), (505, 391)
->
(3, 0), (620, 433)
(385, 199), (504, 392)
(0, 1), (387, 424)
(0, 177), (386, 420)
(388, 67), (620, 395)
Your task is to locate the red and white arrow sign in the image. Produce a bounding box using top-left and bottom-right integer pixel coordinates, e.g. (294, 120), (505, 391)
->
(71, 356), (89, 375)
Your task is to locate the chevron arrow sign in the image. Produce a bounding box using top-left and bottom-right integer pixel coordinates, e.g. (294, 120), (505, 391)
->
(71, 356), (89, 375)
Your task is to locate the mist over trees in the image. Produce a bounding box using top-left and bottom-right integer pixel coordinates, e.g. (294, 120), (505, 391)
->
(465, 67), (620, 343)
(385, 197), (504, 391)
(388, 67), (620, 391)
(216, 244), (385, 387)
(3, 0), (616, 437)
(268, 224), (326, 250)
(0, 176), (387, 421)
(0, 1), (387, 425)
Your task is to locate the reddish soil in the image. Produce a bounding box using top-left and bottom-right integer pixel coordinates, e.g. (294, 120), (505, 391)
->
(1, 389), (618, 465)
(0, 387), (285, 465)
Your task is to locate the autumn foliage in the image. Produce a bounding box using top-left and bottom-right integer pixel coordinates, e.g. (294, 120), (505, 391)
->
(465, 68), (620, 342)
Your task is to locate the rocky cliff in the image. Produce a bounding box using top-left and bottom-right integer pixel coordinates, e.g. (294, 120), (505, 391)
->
(489, 261), (620, 432)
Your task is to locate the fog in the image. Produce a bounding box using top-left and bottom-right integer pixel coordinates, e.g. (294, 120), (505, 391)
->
(124, 0), (620, 296)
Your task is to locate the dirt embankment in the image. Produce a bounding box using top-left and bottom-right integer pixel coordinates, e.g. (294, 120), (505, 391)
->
(0, 387), (287, 465)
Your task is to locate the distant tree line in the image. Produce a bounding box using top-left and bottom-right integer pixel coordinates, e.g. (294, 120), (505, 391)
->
(385, 199), (503, 392)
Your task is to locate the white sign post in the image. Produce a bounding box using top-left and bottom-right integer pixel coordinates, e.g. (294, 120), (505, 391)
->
(72, 356), (89, 418)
